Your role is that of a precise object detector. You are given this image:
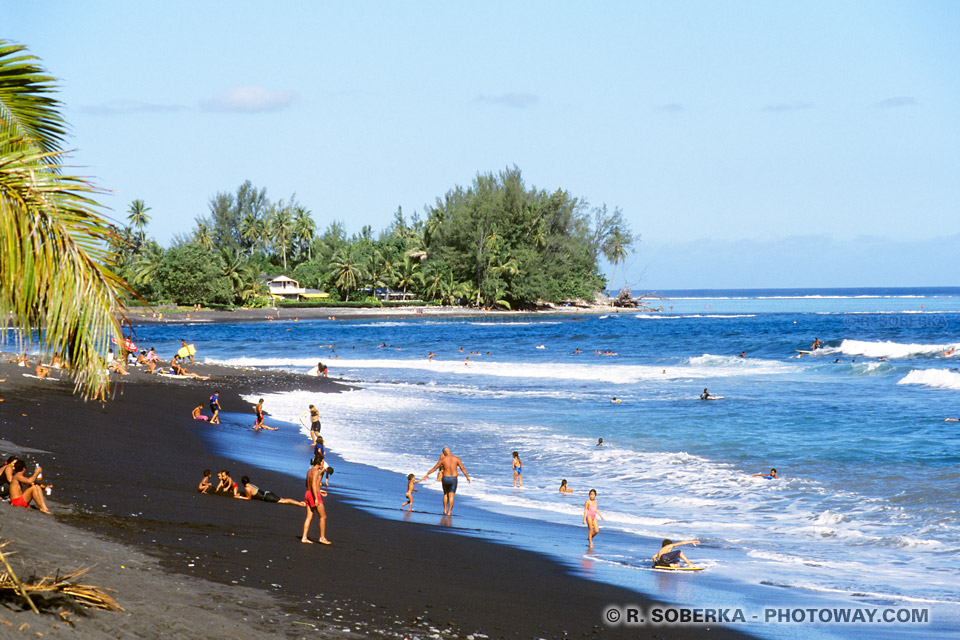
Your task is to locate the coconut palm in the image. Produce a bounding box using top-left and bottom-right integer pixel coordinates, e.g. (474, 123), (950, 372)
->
(0, 40), (130, 398)
(292, 205), (315, 261)
(239, 212), (261, 256)
(327, 247), (367, 300)
(269, 204), (294, 270)
(126, 199), (151, 248)
(219, 247), (244, 301)
(132, 241), (164, 285)
(603, 229), (629, 287)
(195, 221), (214, 250)
(393, 254), (422, 296)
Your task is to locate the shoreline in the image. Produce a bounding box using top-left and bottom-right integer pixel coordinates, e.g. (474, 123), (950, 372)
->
(0, 356), (753, 639)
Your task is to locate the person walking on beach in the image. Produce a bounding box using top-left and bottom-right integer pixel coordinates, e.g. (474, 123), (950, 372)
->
(302, 455), (330, 544)
(420, 447), (471, 516)
(309, 404), (321, 443)
(401, 473), (419, 511)
(583, 489), (603, 549)
(512, 451), (523, 487)
(209, 391), (221, 424)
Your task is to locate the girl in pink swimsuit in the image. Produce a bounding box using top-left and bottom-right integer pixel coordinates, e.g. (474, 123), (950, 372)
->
(583, 489), (604, 549)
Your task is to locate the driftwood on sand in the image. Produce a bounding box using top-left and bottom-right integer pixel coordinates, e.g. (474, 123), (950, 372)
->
(0, 542), (122, 613)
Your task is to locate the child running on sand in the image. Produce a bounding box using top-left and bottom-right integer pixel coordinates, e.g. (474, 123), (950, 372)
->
(401, 473), (419, 510)
(512, 451), (523, 487)
(198, 469), (212, 493)
(583, 489), (604, 548)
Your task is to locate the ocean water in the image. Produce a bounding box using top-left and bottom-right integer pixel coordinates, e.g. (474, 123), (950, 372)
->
(136, 287), (960, 638)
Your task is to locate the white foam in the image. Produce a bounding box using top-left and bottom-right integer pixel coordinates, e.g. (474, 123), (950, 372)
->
(833, 339), (959, 360)
(897, 369), (960, 391)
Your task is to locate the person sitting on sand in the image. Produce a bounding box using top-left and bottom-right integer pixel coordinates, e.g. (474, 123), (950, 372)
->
(35, 362), (51, 379)
(237, 476), (305, 506)
(170, 355), (186, 376)
(50, 352), (65, 369)
(15, 354), (28, 367)
(401, 473), (419, 511)
(653, 539), (700, 568)
(0, 455), (19, 499)
(302, 455), (330, 544)
(583, 489), (604, 549)
(9, 460), (50, 513)
(752, 468), (778, 479)
(146, 348), (159, 363)
(559, 479), (573, 494)
(198, 469), (212, 493)
(215, 470), (239, 496)
(191, 405), (209, 421)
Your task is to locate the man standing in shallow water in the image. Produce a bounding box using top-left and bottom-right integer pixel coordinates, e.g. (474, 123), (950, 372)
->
(421, 447), (471, 515)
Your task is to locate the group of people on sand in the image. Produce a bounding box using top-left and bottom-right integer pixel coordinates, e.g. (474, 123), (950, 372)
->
(11, 352), (67, 380)
(1, 455), (51, 514)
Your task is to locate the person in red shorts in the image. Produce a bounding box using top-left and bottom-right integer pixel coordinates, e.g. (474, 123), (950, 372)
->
(301, 455), (330, 544)
(9, 460), (50, 513)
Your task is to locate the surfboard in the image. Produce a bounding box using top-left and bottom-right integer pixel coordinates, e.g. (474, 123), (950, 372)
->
(22, 374), (59, 381)
(652, 565), (704, 572)
(795, 350), (813, 354)
(177, 344), (197, 358)
(705, 396), (724, 400)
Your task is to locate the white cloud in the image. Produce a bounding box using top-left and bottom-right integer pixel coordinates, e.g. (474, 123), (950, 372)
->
(873, 96), (918, 108)
(201, 85), (298, 113)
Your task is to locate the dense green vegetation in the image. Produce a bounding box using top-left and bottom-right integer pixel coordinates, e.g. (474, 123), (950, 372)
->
(116, 167), (635, 309)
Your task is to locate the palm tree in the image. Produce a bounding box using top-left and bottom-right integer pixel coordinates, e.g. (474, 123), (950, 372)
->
(126, 199), (151, 248)
(604, 230), (629, 288)
(195, 221), (214, 250)
(327, 247), (366, 300)
(292, 205), (315, 261)
(132, 241), (164, 286)
(219, 248), (244, 302)
(364, 248), (392, 295)
(0, 40), (130, 398)
(240, 212), (261, 256)
(393, 254), (422, 296)
(270, 204), (294, 270)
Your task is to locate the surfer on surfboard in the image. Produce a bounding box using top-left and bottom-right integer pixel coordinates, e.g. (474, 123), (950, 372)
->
(700, 388), (718, 400)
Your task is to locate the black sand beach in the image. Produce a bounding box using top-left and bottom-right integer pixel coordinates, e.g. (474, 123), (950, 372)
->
(0, 357), (753, 639)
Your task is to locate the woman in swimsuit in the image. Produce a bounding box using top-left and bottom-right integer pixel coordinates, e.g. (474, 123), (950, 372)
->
(559, 479), (573, 494)
(582, 489), (603, 549)
(512, 451), (523, 487)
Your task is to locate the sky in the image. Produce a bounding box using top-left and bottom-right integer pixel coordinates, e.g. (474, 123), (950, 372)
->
(6, 1), (959, 289)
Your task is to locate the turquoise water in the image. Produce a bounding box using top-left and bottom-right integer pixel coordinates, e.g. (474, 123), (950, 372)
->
(138, 288), (960, 638)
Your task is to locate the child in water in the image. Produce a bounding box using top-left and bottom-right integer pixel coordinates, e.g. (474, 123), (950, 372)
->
(559, 479), (573, 494)
(652, 539), (700, 568)
(401, 473), (419, 510)
(583, 489), (604, 548)
(512, 451), (523, 487)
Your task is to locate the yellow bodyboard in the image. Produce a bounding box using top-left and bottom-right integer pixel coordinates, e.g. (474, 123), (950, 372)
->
(177, 344), (197, 358)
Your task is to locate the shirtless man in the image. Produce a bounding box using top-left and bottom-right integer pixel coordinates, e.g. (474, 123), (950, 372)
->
(302, 455), (330, 544)
(420, 447), (471, 515)
(9, 460), (50, 513)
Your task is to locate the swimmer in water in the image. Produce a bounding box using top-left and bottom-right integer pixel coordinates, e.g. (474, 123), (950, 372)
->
(597, 438), (604, 447)
(751, 468), (778, 479)
(559, 479), (573, 494)
(611, 397), (621, 404)
(700, 388), (716, 400)
(583, 489), (604, 548)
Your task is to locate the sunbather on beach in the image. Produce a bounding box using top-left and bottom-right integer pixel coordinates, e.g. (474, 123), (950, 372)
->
(0, 455), (18, 499)
(652, 539), (699, 567)
(401, 473), (419, 510)
(108, 350), (128, 375)
(15, 354), (28, 367)
(237, 476), (305, 505)
(302, 455), (330, 544)
(9, 460), (50, 513)
(198, 469), (212, 493)
(35, 363), (51, 379)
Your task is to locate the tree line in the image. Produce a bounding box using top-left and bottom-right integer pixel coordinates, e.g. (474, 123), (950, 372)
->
(116, 168), (636, 309)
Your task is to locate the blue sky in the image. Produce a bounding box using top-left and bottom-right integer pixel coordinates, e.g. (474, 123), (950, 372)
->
(7, 1), (959, 288)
